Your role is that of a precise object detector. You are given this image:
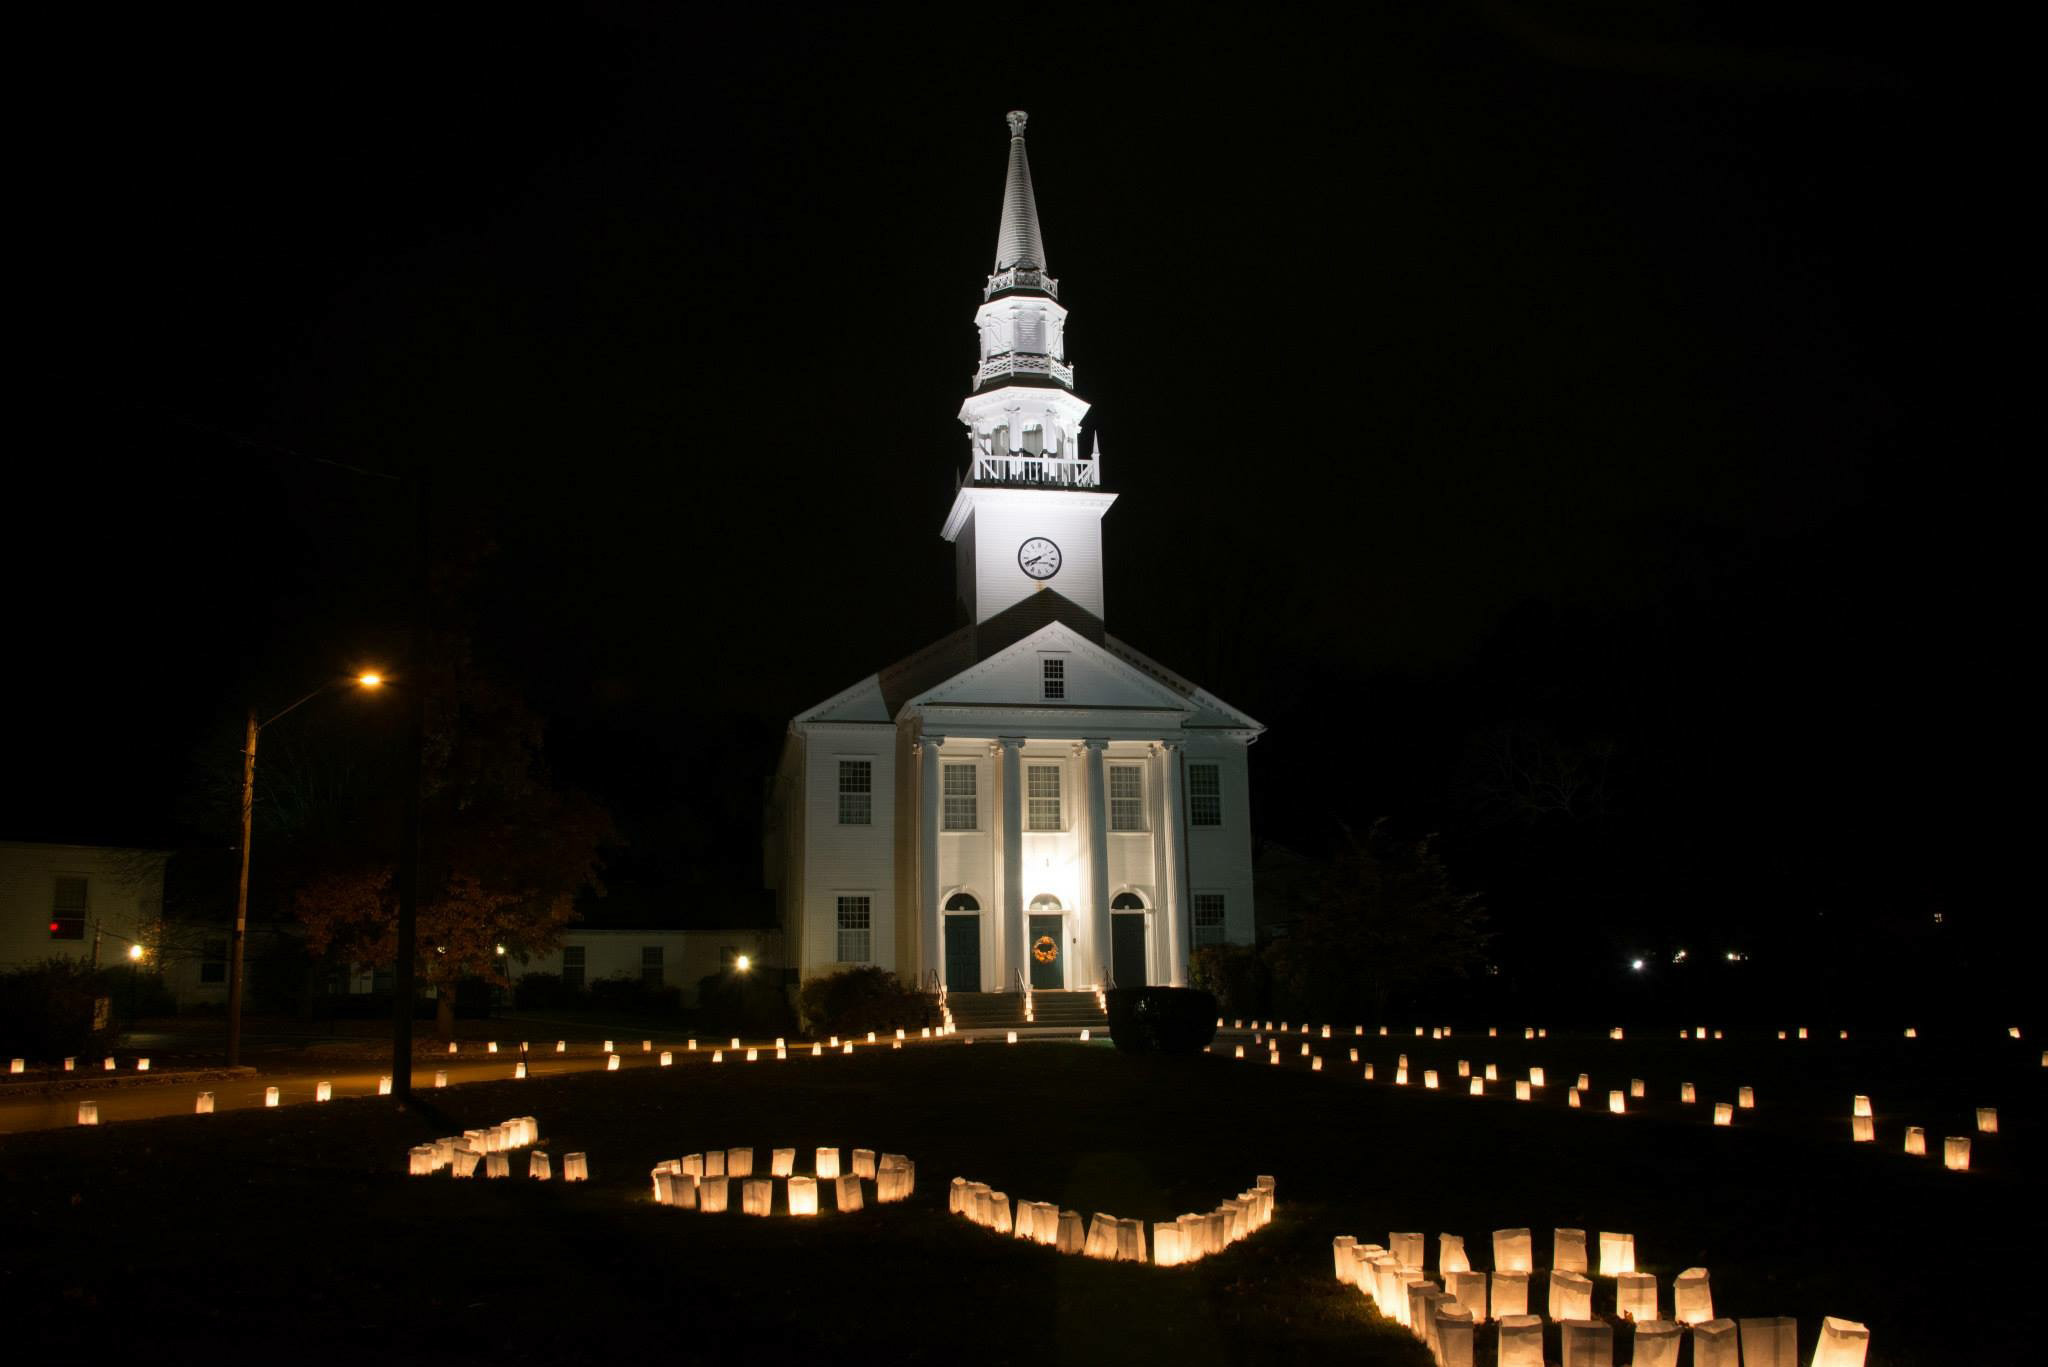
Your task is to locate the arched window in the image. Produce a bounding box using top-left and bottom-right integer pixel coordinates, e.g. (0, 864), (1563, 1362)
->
(1110, 892), (1146, 911)
(944, 893), (980, 912)
(1029, 894), (1064, 913)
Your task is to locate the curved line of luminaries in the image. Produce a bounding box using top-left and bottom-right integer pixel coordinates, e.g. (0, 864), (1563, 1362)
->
(949, 1174), (1274, 1266)
(650, 1147), (914, 1214)
(405, 1115), (588, 1182)
(1332, 1227), (1871, 1367)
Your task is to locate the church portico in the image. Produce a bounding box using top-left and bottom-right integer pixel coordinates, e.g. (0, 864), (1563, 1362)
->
(767, 112), (1262, 1002)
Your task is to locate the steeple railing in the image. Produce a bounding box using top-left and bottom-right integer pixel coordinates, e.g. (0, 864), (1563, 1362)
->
(984, 267), (1059, 300)
(971, 453), (1099, 489)
(975, 352), (1075, 389)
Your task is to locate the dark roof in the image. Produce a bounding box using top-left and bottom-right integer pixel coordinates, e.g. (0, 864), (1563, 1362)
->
(876, 589), (1105, 717)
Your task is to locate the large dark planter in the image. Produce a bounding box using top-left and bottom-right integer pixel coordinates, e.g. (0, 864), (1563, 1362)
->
(1105, 987), (1219, 1055)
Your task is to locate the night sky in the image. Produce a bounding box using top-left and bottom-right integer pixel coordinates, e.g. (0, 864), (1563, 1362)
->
(11, 6), (2020, 972)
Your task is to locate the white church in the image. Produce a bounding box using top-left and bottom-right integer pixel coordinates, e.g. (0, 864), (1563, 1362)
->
(768, 112), (1262, 1006)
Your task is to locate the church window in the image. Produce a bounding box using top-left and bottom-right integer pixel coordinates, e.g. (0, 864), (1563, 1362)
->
(50, 876), (87, 940)
(1041, 658), (1065, 701)
(1188, 763), (1222, 826)
(641, 945), (665, 989)
(1026, 764), (1063, 830)
(562, 945), (585, 991)
(1109, 764), (1145, 831)
(1111, 891), (1145, 911)
(942, 763), (977, 830)
(837, 759), (873, 825)
(944, 892), (980, 912)
(1192, 893), (1226, 947)
(836, 895), (872, 963)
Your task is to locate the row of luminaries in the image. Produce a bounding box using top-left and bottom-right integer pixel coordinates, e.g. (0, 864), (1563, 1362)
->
(950, 1175), (1275, 1265)
(1332, 1229), (1869, 1367)
(405, 1116), (589, 1182)
(649, 1147), (915, 1214)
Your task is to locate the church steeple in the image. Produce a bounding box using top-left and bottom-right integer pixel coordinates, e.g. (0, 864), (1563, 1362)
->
(994, 110), (1046, 274)
(943, 111), (1116, 631)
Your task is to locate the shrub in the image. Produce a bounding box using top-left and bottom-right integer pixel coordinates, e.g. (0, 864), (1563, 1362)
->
(0, 960), (115, 1059)
(697, 969), (796, 1038)
(796, 966), (932, 1038)
(511, 972), (589, 1011)
(1105, 987), (1219, 1055)
(1190, 944), (1266, 1016)
(587, 974), (684, 1020)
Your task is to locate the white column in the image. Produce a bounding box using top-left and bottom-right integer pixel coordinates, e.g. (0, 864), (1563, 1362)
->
(1157, 739), (1188, 987)
(1081, 739), (1111, 988)
(998, 736), (1025, 992)
(919, 737), (942, 990)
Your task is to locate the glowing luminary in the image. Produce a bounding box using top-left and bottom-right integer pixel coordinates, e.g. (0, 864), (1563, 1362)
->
(1468, 1078), (1483, 1095)
(770, 1147), (796, 1177)
(1904, 1027), (1916, 1038)
(1631, 1320), (1681, 1367)
(1489, 1027), (1498, 1037)
(556, 1040), (566, 1053)
(1615, 1271), (1656, 1319)
(1611, 1027), (1624, 1041)
(1492, 1228), (1533, 1274)
(1006, 1031), (1018, 1045)
(1568, 1089), (1582, 1108)
(1944, 1136), (1970, 1170)
(1598, 1230), (1635, 1276)
(1693, 1319), (1740, 1367)
(1559, 1318), (1612, 1367)
(1554, 1228), (1588, 1274)
(1532, 1269), (1571, 1318)
(485, 1152), (510, 1179)
(1080, 1029), (1091, 1042)
(195, 1092), (214, 1114)
(104, 1057), (116, 1071)
(264, 1086), (280, 1107)
(704, 1150), (726, 1177)
(787, 1175), (818, 1216)
(6, 1059), (19, 1075)
(1497, 1314), (1543, 1367)
(434, 1070), (448, 1088)
(1436, 1303), (1475, 1367)
(2012, 1026), (2024, 1040)
(1851, 1095), (1870, 1120)
(1738, 1317), (1798, 1367)
(1485, 1063), (1498, 1081)
(1811, 1316), (1870, 1367)
(607, 1054), (620, 1071)
(1529, 1067), (1546, 1087)
(712, 1050), (723, 1063)
(1524, 1027), (1535, 1040)
(1778, 1030), (1787, 1040)
(1381, 1026), (1390, 1036)
(312, 1080), (331, 1102)
(1154, 1223), (1184, 1268)
(746, 1048), (758, 1062)
(1798, 1027), (1809, 1040)
(741, 1179), (773, 1216)
(1364, 1063), (1376, 1080)
(810, 1043), (822, 1056)
(1396, 1066), (1409, 1085)
(1331, 1234), (1358, 1282)
(1447, 1269), (1488, 1321)
(1084, 1213), (1119, 1260)
(1630, 1078), (1645, 1098)
(1456, 1059), (1470, 1077)
(1424, 1070), (1439, 1089)
(487, 1042), (498, 1054)
(448, 1042), (459, 1055)
(1313, 1057), (1325, 1072)
(1349, 1047), (1359, 1063)
(698, 1177), (729, 1212)
(852, 1148), (877, 1179)
(451, 1148), (480, 1178)
(1714, 1102), (1733, 1125)
(1234, 1045), (1245, 1059)
(408, 1145), (435, 1176)
(514, 1062), (527, 1079)
(1609, 1090), (1626, 1114)
(1673, 1267), (1713, 1324)
(1576, 1073), (1591, 1091)
(531, 1151), (555, 1182)
(660, 1051), (673, 1067)
(834, 1174), (862, 1211)
(64, 1058), (75, 1071)
(1904, 1126), (1926, 1156)
(1300, 1043), (1310, 1057)
(561, 1152), (589, 1182)
(1977, 1107), (1998, 1133)
(877, 1153), (915, 1203)
(1056, 1209), (1085, 1254)
(1681, 1082), (1696, 1103)
(727, 1147), (754, 1178)
(1515, 1080), (1532, 1101)
(1839, 1030), (1849, 1040)
(1391, 1232), (1425, 1268)
(77, 1101), (99, 1126)
(1738, 1086), (1755, 1108)
(1851, 1115), (1874, 1142)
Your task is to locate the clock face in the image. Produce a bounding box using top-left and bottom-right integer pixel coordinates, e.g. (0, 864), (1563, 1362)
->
(1018, 537), (1062, 580)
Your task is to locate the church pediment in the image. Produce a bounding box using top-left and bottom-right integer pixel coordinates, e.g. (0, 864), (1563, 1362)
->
(903, 621), (1195, 715)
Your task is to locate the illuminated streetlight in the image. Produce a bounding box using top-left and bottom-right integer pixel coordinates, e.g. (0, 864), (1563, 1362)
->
(357, 672), (383, 687)
(1630, 958), (1645, 972)
(495, 944), (506, 956)
(735, 954), (752, 973)
(128, 943), (145, 962)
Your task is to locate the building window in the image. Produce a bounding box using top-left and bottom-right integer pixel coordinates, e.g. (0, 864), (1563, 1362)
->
(562, 945), (586, 991)
(944, 892), (980, 912)
(942, 762), (977, 830)
(1193, 893), (1227, 947)
(1188, 763), (1222, 826)
(1111, 891), (1146, 911)
(641, 945), (665, 989)
(1026, 763), (1063, 831)
(1109, 764), (1145, 831)
(837, 895), (872, 963)
(1042, 657), (1066, 700)
(199, 937), (228, 985)
(49, 876), (87, 940)
(837, 759), (873, 825)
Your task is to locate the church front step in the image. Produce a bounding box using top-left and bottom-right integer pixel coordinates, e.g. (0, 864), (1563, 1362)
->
(946, 991), (1105, 1030)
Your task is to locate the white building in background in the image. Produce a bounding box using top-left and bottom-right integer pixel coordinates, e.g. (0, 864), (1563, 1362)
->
(767, 112), (1263, 997)
(0, 841), (167, 973)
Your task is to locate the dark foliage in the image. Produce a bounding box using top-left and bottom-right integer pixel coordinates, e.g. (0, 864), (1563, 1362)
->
(587, 975), (683, 1020)
(1189, 945), (1268, 1017)
(697, 969), (796, 1038)
(795, 966), (932, 1038)
(0, 961), (115, 1059)
(1105, 987), (1219, 1055)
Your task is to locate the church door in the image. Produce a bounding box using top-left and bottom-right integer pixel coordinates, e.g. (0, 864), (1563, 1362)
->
(1111, 912), (1147, 988)
(944, 914), (981, 993)
(1028, 913), (1065, 990)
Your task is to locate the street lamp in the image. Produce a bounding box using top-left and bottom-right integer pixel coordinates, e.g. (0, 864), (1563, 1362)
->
(226, 672), (386, 1067)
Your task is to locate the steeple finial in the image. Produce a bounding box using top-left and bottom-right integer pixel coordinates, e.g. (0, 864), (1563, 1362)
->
(994, 109), (1045, 273)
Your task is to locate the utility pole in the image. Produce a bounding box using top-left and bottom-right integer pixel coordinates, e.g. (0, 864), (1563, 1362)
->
(228, 707), (258, 1067)
(390, 463), (431, 1100)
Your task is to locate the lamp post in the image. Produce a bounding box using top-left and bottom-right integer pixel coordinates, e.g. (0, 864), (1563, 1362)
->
(226, 672), (384, 1067)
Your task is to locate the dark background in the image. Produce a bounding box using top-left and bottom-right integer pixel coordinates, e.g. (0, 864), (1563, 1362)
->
(10, 4), (2023, 1006)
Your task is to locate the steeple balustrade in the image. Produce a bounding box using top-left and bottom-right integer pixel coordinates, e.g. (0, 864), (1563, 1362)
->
(972, 453), (1099, 488)
(975, 352), (1075, 388)
(984, 267), (1059, 300)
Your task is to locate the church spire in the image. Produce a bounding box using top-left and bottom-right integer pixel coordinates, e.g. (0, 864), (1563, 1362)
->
(995, 110), (1045, 272)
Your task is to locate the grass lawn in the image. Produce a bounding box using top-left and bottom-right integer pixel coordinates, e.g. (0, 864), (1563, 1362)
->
(2, 1029), (2033, 1365)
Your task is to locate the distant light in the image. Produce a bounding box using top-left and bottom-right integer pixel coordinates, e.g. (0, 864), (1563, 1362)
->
(495, 944), (506, 956)
(1629, 959), (1645, 972)
(1725, 950), (1747, 962)
(1672, 948), (1689, 963)
(734, 954), (751, 972)
(357, 672), (384, 687)
(128, 943), (145, 961)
